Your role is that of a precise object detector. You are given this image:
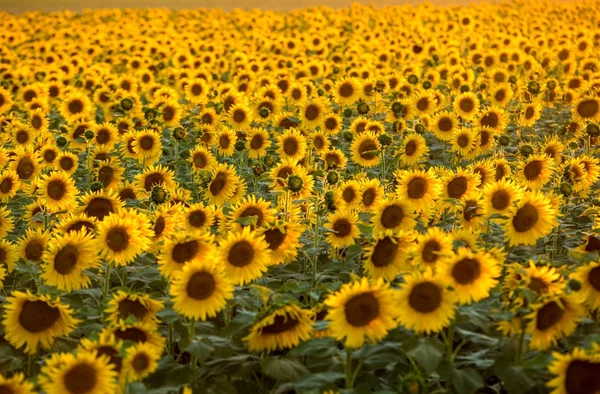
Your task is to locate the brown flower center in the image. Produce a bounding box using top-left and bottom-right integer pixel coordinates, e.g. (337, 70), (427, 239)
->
(380, 204), (405, 229)
(143, 173), (165, 192)
(459, 98), (475, 113)
(371, 237), (398, 267)
(228, 241), (254, 267)
(536, 300), (564, 331)
(16, 157), (35, 180)
(47, 179), (66, 200)
(163, 106), (175, 122)
(283, 137), (299, 156)
(25, 240), (44, 261)
(339, 82), (354, 98)
(422, 240), (441, 263)
(305, 104), (319, 121)
(68, 99), (84, 114)
(491, 189), (510, 210)
(523, 160), (542, 180)
(106, 227), (130, 252)
(97, 346), (122, 372)
(261, 313), (299, 334)
(250, 135), (264, 150)
(187, 271), (216, 300)
(447, 176), (468, 199)
(577, 99), (599, 118)
(98, 166), (114, 187)
(409, 282), (442, 313)
(362, 189), (376, 207)
(358, 140), (377, 160)
(0, 178), (12, 194)
(54, 245), (79, 275)
(139, 136), (154, 151)
(452, 258), (481, 285)
(333, 219), (352, 237)
(480, 112), (498, 128)
(405, 140), (417, 156)
(96, 130), (110, 144)
(85, 197), (114, 220)
(64, 363), (97, 394)
(132, 353), (150, 372)
(463, 200), (479, 221)
(114, 327), (147, 343)
(438, 117), (453, 132)
(232, 109), (246, 124)
(209, 172), (227, 196)
(585, 236), (600, 253)
(264, 228), (286, 251)
(512, 203), (539, 233)
(345, 292), (379, 327)
(19, 300), (60, 333)
(564, 360), (600, 394)
(172, 240), (200, 264)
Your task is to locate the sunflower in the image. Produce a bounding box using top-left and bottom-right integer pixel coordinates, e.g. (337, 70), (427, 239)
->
(184, 77), (208, 105)
(372, 199), (416, 234)
(522, 261), (565, 297)
(396, 272), (457, 334)
(107, 321), (165, 350)
(9, 146), (40, 182)
(135, 164), (176, 194)
(457, 191), (485, 231)
(547, 348), (600, 394)
(411, 90), (438, 117)
(518, 102), (543, 127)
(228, 103), (252, 129)
(41, 230), (101, 292)
(189, 145), (216, 176)
(300, 97), (328, 128)
(413, 227), (454, 270)
(527, 295), (585, 351)
(50, 151), (76, 175)
(0, 239), (18, 273)
(478, 106), (507, 132)
(123, 342), (161, 382)
(170, 258), (233, 321)
(335, 179), (362, 209)
(309, 131), (330, 154)
(363, 231), (413, 280)
(261, 220), (302, 265)
(0, 86), (13, 114)
(218, 227), (270, 285)
(245, 304), (314, 352)
(158, 232), (216, 277)
(277, 128), (307, 163)
(396, 169), (442, 212)
(40, 351), (117, 394)
(334, 77), (361, 105)
(322, 112), (343, 136)
(40, 143), (59, 168)
(36, 171), (78, 213)
(205, 163), (239, 206)
(215, 127), (237, 157)
(454, 92), (480, 120)
(246, 127), (271, 158)
(0, 372), (35, 394)
(400, 133), (429, 167)
(78, 332), (124, 378)
(517, 154), (554, 189)
(61, 90), (93, 122)
(182, 202), (214, 234)
(321, 148), (348, 170)
(503, 191), (557, 246)
(11, 123), (37, 147)
(441, 248), (500, 304)
(359, 178), (384, 212)
(159, 98), (183, 126)
(325, 277), (399, 348)
(92, 122), (119, 150)
(17, 227), (50, 263)
(451, 127), (478, 158)
(351, 131), (381, 168)
(3, 291), (79, 354)
(430, 111), (458, 141)
(95, 158), (124, 190)
(441, 169), (478, 202)
(572, 96), (600, 123)
(95, 211), (151, 266)
(227, 195), (275, 231)
(132, 129), (162, 164)
(482, 179), (524, 217)
(106, 291), (163, 327)
(0, 170), (20, 202)
(572, 262), (600, 310)
(324, 210), (360, 249)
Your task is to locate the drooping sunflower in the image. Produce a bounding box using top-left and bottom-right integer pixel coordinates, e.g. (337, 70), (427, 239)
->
(246, 127), (272, 158)
(0, 372), (35, 394)
(324, 210), (360, 249)
(41, 230), (101, 292)
(396, 169), (442, 212)
(95, 211), (151, 266)
(503, 191), (557, 246)
(36, 171), (78, 213)
(158, 232), (216, 277)
(218, 227), (271, 285)
(441, 248), (500, 304)
(40, 351), (117, 394)
(482, 179), (524, 217)
(399, 133), (429, 167)
(277, 128), (307, 163)
(204, 163), (238, 206)
(412, 227), (454, 270)
(526, 295), (585, 351)
(123, 342), (161, 382)
(363, 231), (413, 281)
(396, 272), (457, 334)
(325, 277), (399, 348)
(3, 291), (79, 354)
(245, 304), (314, 352)
(170, 259), (233, 321)
(106, 291), (163, 327)
(261, 220), (303, 266)
(372, 199), (416, 234)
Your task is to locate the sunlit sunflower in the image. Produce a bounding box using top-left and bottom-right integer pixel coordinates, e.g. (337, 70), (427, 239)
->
(228, 103), (253, 129)
(246, 127), (271, 158)
(9, 146), (41, 182)
(95, 158), (124, 190)
(441, 248), (500, 304)
(322, 112), (343, 136)
(36, 171), (78, 213)
(503, 191), (557, 246)
(186, 145), (214, 175)
(334, 77), (361, 105)
(301, 97), (328, 128)
(372, 199), (416, 234)
(572, 96), (600, 123)
(518, 154), (554, 189)
(135, 164), (176, 194)
(335, 179), (362, 209)
(61, 90), (93, 122)
(39, 143), (59, 168)
(95, 211), (151, 266)
(17, 227), (50, 263)
(0, 170), (20, 202)
(227, 195), (275, 231)
(413, 227), (454, 270)
(106, 290), (163, 327)
(396, 272), (457, 334)
(454, 92), (480, 120)
(158, 232), (216, 277)
(457, 191), (485, 231)
(184, 77), (208, 105)
(277, 128), (307, 163)
(218, 227), (270, 285)
(41, 230), (101, 292)
(40, 351), (117, 394)
(431, 111), (458, 141)
(400, 133), (429, 167)
(0, 239), (18, 273)
(181, 203), (213, 234)
(3, 291), (79, 354)
(324, 210), (360, 249)
(204, 163), (239, 206)
(527, 295), (585, 351)
(261, 220), (303, 265)
(92, 122), (119, 150)
(123, 342), (161, 382)
(411, 90), (438, 117)
(325, 277), (399, 348)
(216, 127), (237, 157)
(441, 169), (478, 202)
(132, 129), (162, 164)
(0, 86), (13, 114)
(359, 178), (384, 212)
(522, 261), (565, 297)
(309, 131), (330, 154)
(245, 304), (314, 352)
(547, 347), (600, 394)
(159, 98), (183, 126)
(396, 169), (442, 212)
(482, 179), (524, 217)
(451, 127), (478, 158)
(363, 231), (413, 280)
(321, 148), (348, 170)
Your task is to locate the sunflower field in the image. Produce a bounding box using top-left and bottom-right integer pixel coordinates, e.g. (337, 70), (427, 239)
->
(1, 0), (600, 393)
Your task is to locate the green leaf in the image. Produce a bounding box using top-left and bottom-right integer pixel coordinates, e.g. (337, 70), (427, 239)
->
(345, 244), (363, 261)
(184, 339), (214, 362)
(285, 372), (345, 391)
(494, 358), (537, 394)
(452, 368), (484, 394)
(235, 215), (258, 226)
(455, 327), (500, 347)
(157, 308), (181, 324)
(263, 357), (309, 381)
(404, 338), (444, 374)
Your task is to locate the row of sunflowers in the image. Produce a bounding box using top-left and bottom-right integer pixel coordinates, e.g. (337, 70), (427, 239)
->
(1, 0), (600, 393)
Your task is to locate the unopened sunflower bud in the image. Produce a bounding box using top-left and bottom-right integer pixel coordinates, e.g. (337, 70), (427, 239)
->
(499, 135), (510, 146)
(90, 181), (104, 192)
(528, 81), (541, 95)
(56, 136), (68, 147)
(235, 141), (246, 152)
(121, 98), (134, 111)
(422, 80), (432, 89)
(568, 278), (582, 291)
(253, 163), (265, 176)
(326, 171), (338, 184)
(378, 134), (392, 146)
(343, 108), (353, 118)
(259, 107), (270, 118)
(84, 130), (95, 140)
(151, 186), (168, 204)
(172, 127), (186, 140)
(519, 144), (534, 157)
(357, 101), (370, 115)
(407, 74), (418, 85)
(287, 174), (303, 192)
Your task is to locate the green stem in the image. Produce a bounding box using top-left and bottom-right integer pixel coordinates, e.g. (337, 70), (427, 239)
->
(344, 348), (354, 389)
(312, 198), (320, 289)
(189, 319), (197, 383)
(103, 262), (112, 300)
(168, 322), (173, 356)
(515, 326), (527, 364)
(27, 353), (35, 377)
